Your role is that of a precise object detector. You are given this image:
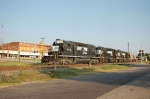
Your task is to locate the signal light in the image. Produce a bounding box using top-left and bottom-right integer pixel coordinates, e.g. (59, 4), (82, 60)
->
(139, 50), (144, 53)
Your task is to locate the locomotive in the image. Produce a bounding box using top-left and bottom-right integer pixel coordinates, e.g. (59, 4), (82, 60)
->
(41, 39), (135, 65)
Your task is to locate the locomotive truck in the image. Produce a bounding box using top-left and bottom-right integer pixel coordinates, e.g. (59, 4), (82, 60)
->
(41, 39), (135, 65)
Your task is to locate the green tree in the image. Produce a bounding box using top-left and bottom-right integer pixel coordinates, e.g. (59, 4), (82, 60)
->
(144, 53), (150, 61)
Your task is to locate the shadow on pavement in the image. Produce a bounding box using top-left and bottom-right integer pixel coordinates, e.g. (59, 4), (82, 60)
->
(68, 64), (150, 89)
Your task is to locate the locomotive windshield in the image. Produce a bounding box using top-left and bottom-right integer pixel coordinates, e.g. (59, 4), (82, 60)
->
(95, 50), (103, 55)
(50, 46), (59, 51)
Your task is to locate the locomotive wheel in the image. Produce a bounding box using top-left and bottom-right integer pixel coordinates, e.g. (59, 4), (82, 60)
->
(65, 59), (73, 65)
(58, 61), (63, 65)
(65, 60), (70, 65)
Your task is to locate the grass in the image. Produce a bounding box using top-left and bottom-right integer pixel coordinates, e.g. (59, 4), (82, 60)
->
(0, 60), (42, 66)
(48, 70), (78, 78)
(0, 63), (132, 88)
(41, 65), (131, 79)
(144, 61), (150, 64)
(94, 65), (132, 72)
(0, 69), (50, 88)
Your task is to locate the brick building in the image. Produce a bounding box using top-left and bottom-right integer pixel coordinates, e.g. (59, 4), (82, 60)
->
(0, 41), (50, 59)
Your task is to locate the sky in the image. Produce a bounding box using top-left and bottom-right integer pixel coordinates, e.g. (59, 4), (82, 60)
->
(0, 0), (150, 55)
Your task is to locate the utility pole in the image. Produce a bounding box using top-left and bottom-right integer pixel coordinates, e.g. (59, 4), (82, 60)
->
(19, 50), (20, 62)
(0, 22), (4, 44)
(0, 22), (4, 58)
(40, 38), (44, 59)
(127, 42), (129, 53)
(41, 38), (44, 44)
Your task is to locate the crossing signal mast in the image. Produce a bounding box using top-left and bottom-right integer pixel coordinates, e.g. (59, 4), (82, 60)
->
(139, 46), (143, 63)
(39, 37), (45, 59)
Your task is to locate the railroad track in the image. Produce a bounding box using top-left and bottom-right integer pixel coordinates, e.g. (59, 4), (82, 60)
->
(0, 64), (91, 71)
(0, 63), (134, 72)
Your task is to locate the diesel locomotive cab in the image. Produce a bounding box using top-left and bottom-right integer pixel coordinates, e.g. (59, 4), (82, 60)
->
(48, 39), (63, 60)
(51, 39), (72, 55)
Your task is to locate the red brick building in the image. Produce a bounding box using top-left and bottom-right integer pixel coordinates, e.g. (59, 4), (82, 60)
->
(0, 41), (50, 59)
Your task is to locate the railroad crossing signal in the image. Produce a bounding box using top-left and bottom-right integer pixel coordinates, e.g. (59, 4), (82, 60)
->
(139, 50), (144, 53)
(139, 50), (144, 56)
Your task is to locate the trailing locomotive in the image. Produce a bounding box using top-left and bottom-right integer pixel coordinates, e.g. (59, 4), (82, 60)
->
(41, 39), (135, 65)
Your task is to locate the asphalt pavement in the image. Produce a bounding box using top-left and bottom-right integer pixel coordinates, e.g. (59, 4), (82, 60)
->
(97, 63), (150, 99)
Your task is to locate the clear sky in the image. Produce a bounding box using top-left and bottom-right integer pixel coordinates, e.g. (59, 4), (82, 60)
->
(0, 0), (150, 55)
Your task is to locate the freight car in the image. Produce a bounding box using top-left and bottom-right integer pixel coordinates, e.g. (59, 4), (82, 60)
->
(41, 39), (135, 65)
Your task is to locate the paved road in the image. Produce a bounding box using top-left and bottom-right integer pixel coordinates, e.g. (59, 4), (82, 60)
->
(0, 64), (150, 99)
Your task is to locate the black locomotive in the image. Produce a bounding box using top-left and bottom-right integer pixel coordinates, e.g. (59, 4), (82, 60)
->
(41, 39), (134, 65)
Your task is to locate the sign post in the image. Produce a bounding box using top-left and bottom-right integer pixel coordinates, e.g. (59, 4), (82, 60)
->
(18, 50), (21, 62)
(54, 52), (57, 70)
(34, 51), (36, 63)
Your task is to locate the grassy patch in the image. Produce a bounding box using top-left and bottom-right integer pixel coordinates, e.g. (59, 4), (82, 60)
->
(0, 60), (42, 66)
(144, 61), (150, 64)
(49, 70), (78, 78)
(94, 65), (131, 72)
(0, 69), (50, 88)
(70, 68), (95, 75)
(42, 68), (95, 79)
(0, 65), (132, 88)
(41, 65), (131, 78)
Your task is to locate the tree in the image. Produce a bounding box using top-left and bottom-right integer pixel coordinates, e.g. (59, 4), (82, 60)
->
(144, 53), (150, 61)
